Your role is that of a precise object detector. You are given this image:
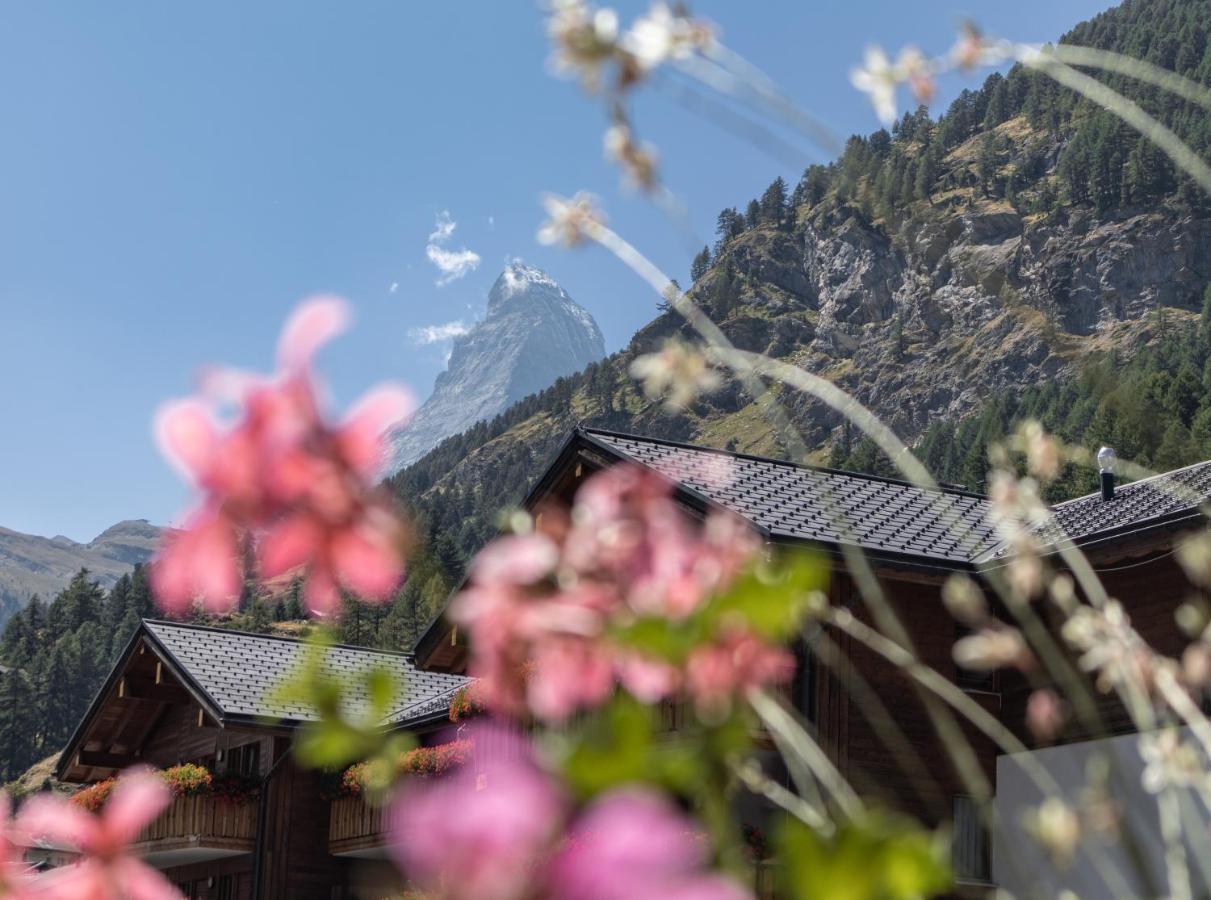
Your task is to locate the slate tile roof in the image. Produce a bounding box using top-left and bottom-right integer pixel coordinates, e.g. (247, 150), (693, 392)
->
(144, 620), (467, 727)
(1040, 458), (1211, 546)
(583, 429), (1001, 566)
(579, 429), (1211, 567)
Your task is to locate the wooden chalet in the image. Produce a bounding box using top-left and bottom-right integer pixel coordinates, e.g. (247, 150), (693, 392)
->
(54, 425), (1211, 897)
(414, 426), (1211, 894)
(56, 621), (466, 899)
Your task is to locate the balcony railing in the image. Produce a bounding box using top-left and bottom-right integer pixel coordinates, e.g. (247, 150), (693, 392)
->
(329, 795), (387, 856)
(133, 794), (257, 862)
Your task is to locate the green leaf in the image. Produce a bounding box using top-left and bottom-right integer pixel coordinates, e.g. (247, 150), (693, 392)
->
(557, 695), (707, 800)
(776, 813), (951, 900)
(611, 616), (703, 664)
(265, 627), (405, 770)
(709, 551), (829, 641)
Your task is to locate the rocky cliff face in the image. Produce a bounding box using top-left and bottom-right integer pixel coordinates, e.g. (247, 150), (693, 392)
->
(679, 200), (1210, 452)
(0, 519), (161, 625)
(395, 180), (1210, 571)
(390, 262), (605, 470)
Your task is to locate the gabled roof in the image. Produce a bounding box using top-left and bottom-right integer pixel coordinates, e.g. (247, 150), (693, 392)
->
(414, 426), (1211, 669)
(60, 620), (467, 780)
(578, 428), (1000, 568)
(143, 620), (468, 727)
(581, 428), (1211, 568)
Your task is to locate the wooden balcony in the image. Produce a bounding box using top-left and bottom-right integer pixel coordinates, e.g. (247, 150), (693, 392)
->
(329, 795), (388, 858)
(132, 794), (257, 868)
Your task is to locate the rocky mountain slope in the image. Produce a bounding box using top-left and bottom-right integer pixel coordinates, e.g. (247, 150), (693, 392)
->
(390, 262), (605, 469)
(389, 0), (1211, 590)
(0, 519), (161, 625)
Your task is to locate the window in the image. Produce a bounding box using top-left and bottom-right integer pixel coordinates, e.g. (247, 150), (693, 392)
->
(952, 795), (990, 882)
(227, 742), (261, 777)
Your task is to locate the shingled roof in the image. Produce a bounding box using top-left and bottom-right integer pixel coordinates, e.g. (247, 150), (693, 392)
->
(1034, 458), (1211, 551)
(575, 429), (1211, 567)
(579, 429), (1001, 567)
(143, 620), (468, 727)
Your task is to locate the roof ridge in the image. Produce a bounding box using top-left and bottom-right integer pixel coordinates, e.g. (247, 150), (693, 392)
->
(580, 426), (987, 499)
(1050, 456), (1211, 509)
(142, 618), (415, 659)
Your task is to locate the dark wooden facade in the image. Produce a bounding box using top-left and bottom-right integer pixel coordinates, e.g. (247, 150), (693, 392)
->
(53, 625), (450, 899)
(412, 429), (1202, 891)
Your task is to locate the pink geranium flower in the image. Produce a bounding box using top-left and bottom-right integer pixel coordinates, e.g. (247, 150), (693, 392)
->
(15, 768), (181, 900)
(388, 729), (751, 900)
(151, 297), (414, 617)
(1, 791), (36, 899)
(451, 464), (784, 722)
(389, 725), (565, 900)
(547, 789), (751, 900)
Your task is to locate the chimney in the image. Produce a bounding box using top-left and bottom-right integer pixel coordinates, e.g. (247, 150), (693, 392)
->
(1097, 446), (1117, 501)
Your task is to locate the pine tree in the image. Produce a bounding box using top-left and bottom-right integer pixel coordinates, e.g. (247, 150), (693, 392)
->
(983, 74), (1010, 129)
(713, 208), (743, 255)
(0, 668), (34, 781)
(690, 246), (712, 282)
(759, 177), (788, 227)
(40, 636), (82, 750)
(744, 199), (761, 230)
(914, 145), (939, 203)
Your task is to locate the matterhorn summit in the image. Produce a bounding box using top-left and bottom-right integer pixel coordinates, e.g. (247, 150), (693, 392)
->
(390, 262), (605, 470)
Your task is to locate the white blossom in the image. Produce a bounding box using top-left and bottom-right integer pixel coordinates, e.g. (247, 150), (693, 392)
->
(537, 192), (607, 247)
(1027, 798), (1081, 868)
(630, 338), (721, 411)
(604, 124), (659, 190)
(953, 626), (1029, 672)
(547, 0), (621, 91)
(850, 46), (899, 126)
(624, 2), (714, 72)
(1139, 729), (1209, 793)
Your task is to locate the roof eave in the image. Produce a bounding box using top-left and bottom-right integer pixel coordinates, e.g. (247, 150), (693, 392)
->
(765, 531), (976, 576)
(974, 508), (1207, 571)
(56, 625), (149, 781)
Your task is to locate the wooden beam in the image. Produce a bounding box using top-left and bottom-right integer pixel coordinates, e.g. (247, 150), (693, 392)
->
(154, 660), (163, 684)
(118, 676), (189, 704)
(77, 749), (137, 769)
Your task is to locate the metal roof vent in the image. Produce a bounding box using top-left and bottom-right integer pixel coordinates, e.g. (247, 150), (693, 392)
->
(1097, 446), (1117, 501)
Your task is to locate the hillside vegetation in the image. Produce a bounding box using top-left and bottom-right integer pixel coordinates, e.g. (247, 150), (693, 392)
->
(380, 0), (1211, 627)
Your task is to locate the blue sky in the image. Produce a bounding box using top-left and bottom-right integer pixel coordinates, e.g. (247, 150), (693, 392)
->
(0, 0), (1108, 541)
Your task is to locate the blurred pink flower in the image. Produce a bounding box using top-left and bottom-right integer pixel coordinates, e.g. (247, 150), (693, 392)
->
(15, 768), (181, 900)
(527, 635), (617, 721)
(1, 792), (36, 899)
(1026, 688), (1068, 743)
(685, 630), (795, 714)
(452, 464), (782, 722)
(547, 789), (751, 900)
(389, 731), (748, 900)
(389, 726), (565, 900)
(151, 297), (414, 617)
